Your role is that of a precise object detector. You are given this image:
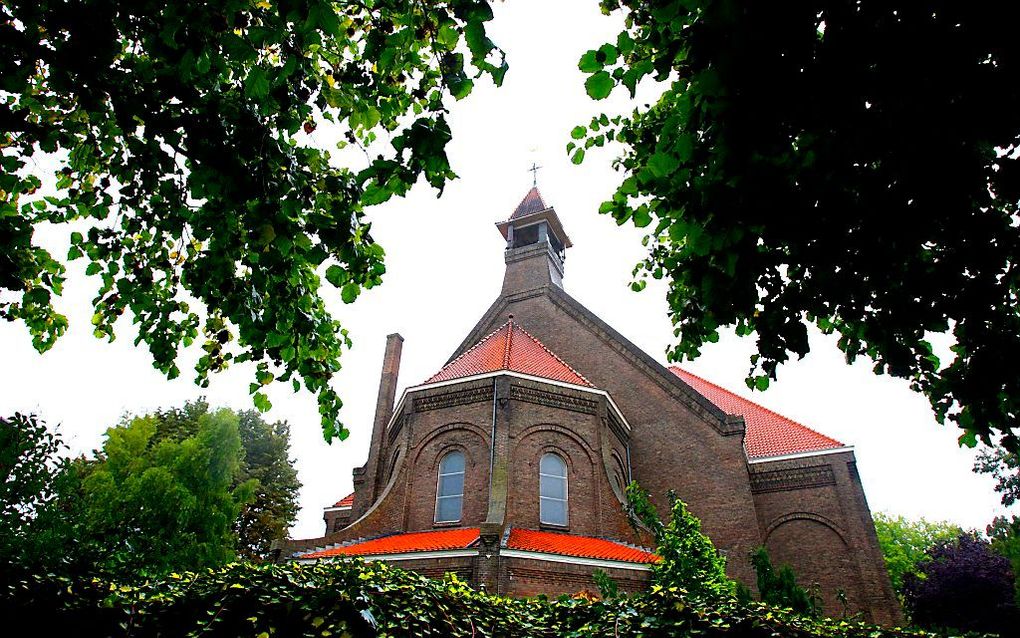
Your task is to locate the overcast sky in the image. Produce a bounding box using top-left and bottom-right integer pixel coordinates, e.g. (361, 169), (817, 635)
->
(1, 0), (1012, 540)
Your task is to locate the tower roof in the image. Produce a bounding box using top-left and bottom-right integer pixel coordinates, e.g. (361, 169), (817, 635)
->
(496, 187), (573, 248)
(510, 186), (550, 219)
(668, 367), (846, 459)
(426, 317), (594, 387)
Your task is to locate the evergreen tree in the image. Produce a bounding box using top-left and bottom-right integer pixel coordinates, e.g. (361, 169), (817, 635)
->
(749, 547), (821, 618)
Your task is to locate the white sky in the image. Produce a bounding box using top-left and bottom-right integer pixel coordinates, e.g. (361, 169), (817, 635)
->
(1, 0), (1012, 540)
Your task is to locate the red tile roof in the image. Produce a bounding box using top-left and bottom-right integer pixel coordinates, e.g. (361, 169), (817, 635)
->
(510, 186), (549, 219)
(668, 367), (846, 459)
(426, 318), (594, 388)
(298, 527), (657, 565)
(300, 528), (480, 559)
(332, 492), (354, 508)
(507, 528), (658, 564)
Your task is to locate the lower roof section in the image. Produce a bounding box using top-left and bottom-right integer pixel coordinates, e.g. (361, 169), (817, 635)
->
(300, 527), (479, 559)
(296, 527), (658, 566)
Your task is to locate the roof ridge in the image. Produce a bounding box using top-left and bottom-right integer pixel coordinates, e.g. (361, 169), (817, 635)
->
(502, 318), (514, 369)
(427, 320), (512, 383)
(509, 186), (549, 220)
(512, 322), (594, 387)
(668, 366), (845, 448)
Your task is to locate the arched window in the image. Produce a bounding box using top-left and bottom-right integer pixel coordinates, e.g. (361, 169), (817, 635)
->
(435, 451), (465, 523)
(539, 453), (568, 526)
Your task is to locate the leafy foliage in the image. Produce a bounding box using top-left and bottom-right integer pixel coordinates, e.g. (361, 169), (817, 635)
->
(974, 447), (1020, 507)
(1, 0), (506, 441)
(151, 400), (301, 561)
(0, 410), (253, 578)
(902, 532), (1018, 635)
(78, 409), (255, 576)
(872, 512), (963, 596)
(2, 559), (949, 638)
(0, 412), (72, 564)
(575, 1), (1020, 452)
(974, 447), (1020, 606)
(749, 547), (821, 618)
(987, 515), (1020, 607)
(624, 482), (733, 599)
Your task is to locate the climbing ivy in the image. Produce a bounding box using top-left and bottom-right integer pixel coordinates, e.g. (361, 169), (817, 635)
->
(2, 559), (953, 637)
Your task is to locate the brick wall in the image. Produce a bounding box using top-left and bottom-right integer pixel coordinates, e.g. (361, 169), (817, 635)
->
(750, 452), (902, 624)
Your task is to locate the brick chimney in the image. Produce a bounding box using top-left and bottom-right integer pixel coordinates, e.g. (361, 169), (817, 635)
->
(361, 333), (403, 508)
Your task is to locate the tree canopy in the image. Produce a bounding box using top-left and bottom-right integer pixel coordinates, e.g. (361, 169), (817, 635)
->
(576, 1), (1020, 451)
(1, 0), (505, 441)
(151, 400), (301, 561)
(0, 409), (254, 578)
(7, 0), (1020, 454)
(871, 513), (962, 597)
(902, 532), (1018, 634)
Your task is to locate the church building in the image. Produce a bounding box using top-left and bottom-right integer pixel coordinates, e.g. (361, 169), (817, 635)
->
(278, 187), (900, 624)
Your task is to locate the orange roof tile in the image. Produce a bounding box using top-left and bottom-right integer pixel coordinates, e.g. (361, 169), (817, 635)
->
(668, 367), (846, 459)
(300, 528), (480, 559)
(426, 318), (594, 388)
(507, 528), (658, 564)
(331, 492), (354, 508)
(510, 186), (549, 219)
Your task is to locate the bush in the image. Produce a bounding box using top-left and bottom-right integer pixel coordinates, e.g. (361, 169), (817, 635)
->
(1, 560), (948, 638)
(903, 532), (1018, 635)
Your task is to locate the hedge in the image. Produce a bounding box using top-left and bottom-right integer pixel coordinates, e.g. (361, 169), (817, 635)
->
(0, 560), (980, 637)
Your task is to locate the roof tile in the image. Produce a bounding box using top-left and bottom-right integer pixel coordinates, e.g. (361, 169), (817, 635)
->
(668, 367), (845, 459)
(426, 318), (594, 388)
(507, 528), (658, 564)
(300, 528), (480, 559)
(332, 492), (354, 508)
(299, 527), (657, 564)
(510, 186), (549, 219)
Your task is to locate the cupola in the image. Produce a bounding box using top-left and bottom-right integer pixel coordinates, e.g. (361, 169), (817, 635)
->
(496, 187), (573, 294)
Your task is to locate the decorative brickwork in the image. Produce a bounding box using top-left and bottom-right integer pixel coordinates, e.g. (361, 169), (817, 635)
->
(413, 385), (494, 413)
(508, 384), (598, 415)
(749, 464), (836, 494)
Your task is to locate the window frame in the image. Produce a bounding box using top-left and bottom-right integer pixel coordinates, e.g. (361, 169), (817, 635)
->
(434, 450), (466, 524)
(539, 452), (569, 527)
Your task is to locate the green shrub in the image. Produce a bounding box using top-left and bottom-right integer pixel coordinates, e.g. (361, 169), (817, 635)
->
(0, 560), (950, 637)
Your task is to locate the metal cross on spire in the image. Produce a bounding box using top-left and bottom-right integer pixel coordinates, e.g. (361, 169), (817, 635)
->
(528, 162), (542, 187)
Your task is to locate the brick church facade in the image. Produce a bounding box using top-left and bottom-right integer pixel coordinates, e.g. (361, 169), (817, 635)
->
(278, 188), (901, 624)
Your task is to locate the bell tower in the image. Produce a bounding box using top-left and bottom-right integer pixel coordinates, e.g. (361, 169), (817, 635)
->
(495, 187), (573, 294)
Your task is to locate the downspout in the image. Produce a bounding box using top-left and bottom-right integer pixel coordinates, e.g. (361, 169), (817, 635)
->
(488, 377), (498, 497)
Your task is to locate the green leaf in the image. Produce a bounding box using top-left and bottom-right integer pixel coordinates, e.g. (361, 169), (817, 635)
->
(437, 24), (460, 49)
(570, 126), (586, 140)
(647, 152), (677, 178)
(340, 283), (359, 304)
(571, 148), (585, 165)
(584, 71), (614, 100)
(598, 43), (619, 67)
(253, 392), (272, 412)
(325, 265), (346, 287)
(578, 50), (601, 73)
(245, 67), (270, 99)
(958, 429), (978, 448)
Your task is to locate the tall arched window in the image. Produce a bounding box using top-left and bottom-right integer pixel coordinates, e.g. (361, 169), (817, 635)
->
(435, 451), (465, 523)
(539, 453), (568, 526)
